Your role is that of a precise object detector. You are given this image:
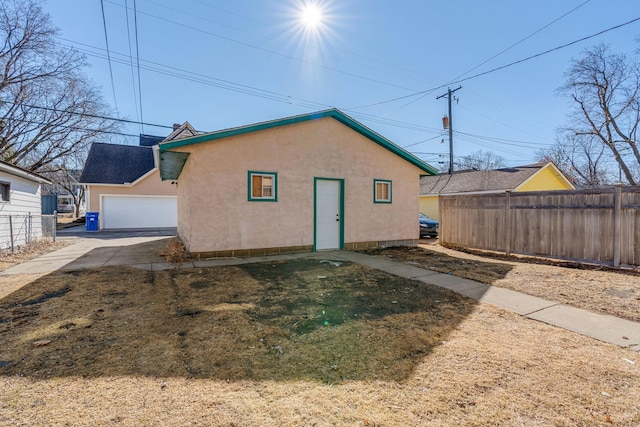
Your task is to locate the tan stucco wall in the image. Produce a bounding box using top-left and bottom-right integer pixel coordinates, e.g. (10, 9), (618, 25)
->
(172, 117), (425, 253)
(86, 169), (177, 212)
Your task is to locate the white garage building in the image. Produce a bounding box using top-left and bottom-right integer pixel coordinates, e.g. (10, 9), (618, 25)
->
(80, 142), (177, 230)
(101, 194), (177, 229)
(80, 124), (197, 230)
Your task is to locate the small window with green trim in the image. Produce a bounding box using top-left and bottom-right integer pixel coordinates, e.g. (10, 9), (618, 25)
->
(374, 179), (392, 203)
(248, 171), (277, 201)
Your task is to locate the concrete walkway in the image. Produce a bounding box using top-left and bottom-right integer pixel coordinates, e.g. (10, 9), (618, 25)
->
(2, 235), (639, 351)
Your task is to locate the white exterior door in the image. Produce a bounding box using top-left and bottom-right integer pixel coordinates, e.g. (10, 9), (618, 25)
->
(315, 179), (342, 250)
(101, 195), (177, 229)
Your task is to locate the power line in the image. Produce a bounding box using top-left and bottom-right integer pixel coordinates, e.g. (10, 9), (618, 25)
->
(133, 0), (144, 133)
(56, 37), (450, 134)
(453, 16), (640, 84)
(53, 11), (634, 152)
(6, 101), (177, 130)
(99, 0), (119, 115)
(348, 16), (640, 110)
(5, 115), (151, 140)
(103, 0), (419, 92)
(456, 131), (553, 147)
(449, 0), (592, 83)
(367, 1), (593, 117)
(124, 0), (142, 133)
(403, 135), (444, 149)
(146, 0), (441, 89)
(55, 37), (331, 110)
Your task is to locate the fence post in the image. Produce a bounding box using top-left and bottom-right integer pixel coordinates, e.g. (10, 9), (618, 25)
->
(505, 191), (512, 256)
(27, 212), (32, 244)
(54, 210), (57, 243)
(613, 184), (622, 267)
(8, 215), (14, 254)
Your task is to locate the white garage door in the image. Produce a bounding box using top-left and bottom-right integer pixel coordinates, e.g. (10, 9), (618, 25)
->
(102, 196), (177, 229)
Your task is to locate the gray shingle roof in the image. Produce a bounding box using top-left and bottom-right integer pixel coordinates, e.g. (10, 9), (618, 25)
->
(79, 143), (154, 184)
(420, 163), (547, 195)
(139, 134), (165, 147)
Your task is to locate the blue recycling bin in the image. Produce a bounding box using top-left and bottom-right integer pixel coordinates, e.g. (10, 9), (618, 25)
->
(86, 212), (99, 232)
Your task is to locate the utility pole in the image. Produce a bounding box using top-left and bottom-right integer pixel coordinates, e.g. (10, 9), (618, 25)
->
(436, 85), (462, 174)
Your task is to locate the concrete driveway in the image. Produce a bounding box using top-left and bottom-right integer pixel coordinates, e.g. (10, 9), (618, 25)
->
(1, 227), (178, 275)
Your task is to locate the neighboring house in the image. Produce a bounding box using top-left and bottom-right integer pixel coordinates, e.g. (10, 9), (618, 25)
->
(79, 122), (198, 229)
(159, 108), (438, 257)
(419, 162), (575, 220)
(41, 169), (86, 215)
(0, 160), (52, 250)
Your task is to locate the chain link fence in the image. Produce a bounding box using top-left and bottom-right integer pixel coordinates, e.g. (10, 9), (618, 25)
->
(0, 213), (57, 254)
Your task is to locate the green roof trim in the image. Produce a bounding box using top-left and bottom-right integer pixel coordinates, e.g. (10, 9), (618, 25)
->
(159, 108), (438, 176)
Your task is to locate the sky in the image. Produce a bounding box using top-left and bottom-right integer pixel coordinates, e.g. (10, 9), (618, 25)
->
(42, 0), (640, 171)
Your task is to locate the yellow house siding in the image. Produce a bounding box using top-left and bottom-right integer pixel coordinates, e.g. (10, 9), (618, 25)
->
(419, 163), (574, 221)
(173, 117), (424, 254)
(517, 165), (574, 192)
(419, 195), (440, 220)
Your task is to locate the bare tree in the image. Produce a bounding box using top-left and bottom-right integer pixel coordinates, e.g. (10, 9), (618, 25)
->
(40, 147), (88, 217)
(0, 0), (118, 172)
(558, 43), (640, 185)
(537, 131), (610, 188)
(456, 150), (506, 170)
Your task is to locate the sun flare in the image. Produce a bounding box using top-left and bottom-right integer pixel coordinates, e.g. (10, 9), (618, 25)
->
(300, 4), (323, 30)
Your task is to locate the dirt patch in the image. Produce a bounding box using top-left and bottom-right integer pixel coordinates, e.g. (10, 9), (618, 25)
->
(0, 258), (639, 425)
(366, 245), (640, 323)
(364, 245), (513, 283)
(0, 259), (474, 383)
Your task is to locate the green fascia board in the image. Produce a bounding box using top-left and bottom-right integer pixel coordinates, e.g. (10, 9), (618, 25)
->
(159, 109), (438, 176)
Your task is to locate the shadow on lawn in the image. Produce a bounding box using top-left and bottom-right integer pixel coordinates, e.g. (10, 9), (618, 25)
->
(0, 253), (507, 383)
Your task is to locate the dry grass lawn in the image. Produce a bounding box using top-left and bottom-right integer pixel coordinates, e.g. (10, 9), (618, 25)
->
(1, 254), (639, 426)
(374, 245), (640, 323)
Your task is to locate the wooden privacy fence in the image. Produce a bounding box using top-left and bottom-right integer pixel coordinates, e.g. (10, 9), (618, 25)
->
(439, 185), (640, 268)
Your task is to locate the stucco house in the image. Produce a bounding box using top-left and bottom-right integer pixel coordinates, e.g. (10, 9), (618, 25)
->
(0, 160), (52, 251)
(419, 162), (575, 220)
(159, 109), (438, 257)
(80, 122), (198, 229)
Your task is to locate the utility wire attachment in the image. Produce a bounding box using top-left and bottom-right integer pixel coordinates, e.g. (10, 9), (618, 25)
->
(436, 86), (462, 174)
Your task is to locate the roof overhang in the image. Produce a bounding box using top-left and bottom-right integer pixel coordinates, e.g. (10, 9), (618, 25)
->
(421, 189), (513, 197)
(80, 168), (161, 187)
(159, 109), (438, 179)
(159, 151), (190, 181)
(0, 161), (52, 185)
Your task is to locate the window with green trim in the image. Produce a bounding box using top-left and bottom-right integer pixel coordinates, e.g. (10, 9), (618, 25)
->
(248, 171), (277, 201)
(374, 179), (392, 203)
